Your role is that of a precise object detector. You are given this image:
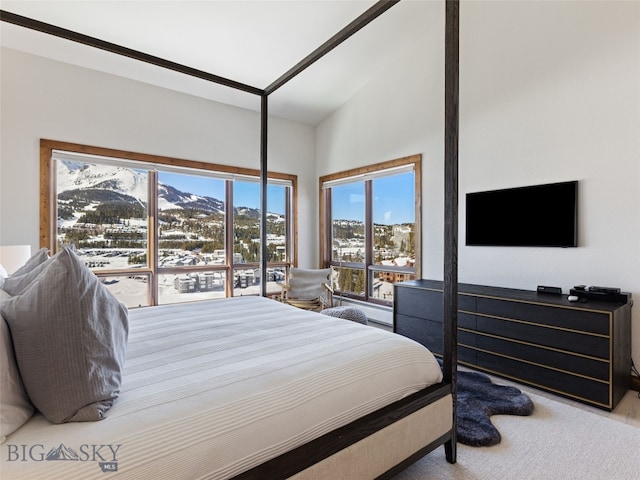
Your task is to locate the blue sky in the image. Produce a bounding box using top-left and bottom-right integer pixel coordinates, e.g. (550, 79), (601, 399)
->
(160, 171), (415, 224)
(159, 172), (286, 214)
(332, 173), (415, 225)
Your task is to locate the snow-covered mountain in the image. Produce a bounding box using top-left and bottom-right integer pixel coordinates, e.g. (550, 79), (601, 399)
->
(57, 161), (147, 201)
(157, 183), (224, 213)
(57, 160), (225, 214)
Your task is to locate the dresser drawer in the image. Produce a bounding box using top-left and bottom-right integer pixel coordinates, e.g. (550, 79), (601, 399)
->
(395, 314), (441, 352)
(395, 287), (442, 319)
(476, 315), (610, 359)
(477, 297), (610, 336)
(474, 332), (610, 381)
(395, 286), (476, 320)
(476, 352), (611, 407)
(395, 314), (476, 363)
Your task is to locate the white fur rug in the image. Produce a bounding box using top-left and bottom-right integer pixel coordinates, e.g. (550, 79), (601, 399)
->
(392, 391), (640, 480)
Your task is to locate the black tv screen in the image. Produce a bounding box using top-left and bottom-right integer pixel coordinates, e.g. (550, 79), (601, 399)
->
(465, 181), (578, 247)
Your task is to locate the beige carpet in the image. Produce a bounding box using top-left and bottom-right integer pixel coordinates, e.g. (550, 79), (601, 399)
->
(392, 392), (640, 480)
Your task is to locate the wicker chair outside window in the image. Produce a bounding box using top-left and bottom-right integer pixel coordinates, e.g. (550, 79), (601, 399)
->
(279, 267), (334, 312)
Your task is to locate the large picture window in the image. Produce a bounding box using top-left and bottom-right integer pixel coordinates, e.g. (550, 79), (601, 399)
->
(41, 140), (296, 308)
(320, 155), (421, 306)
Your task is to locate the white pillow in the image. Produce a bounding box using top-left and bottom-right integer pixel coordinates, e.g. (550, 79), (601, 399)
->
(0, 289), (34, 442)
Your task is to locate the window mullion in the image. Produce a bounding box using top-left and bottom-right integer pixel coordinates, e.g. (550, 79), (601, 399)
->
(321, 187), (331, 267)
(285, 186), (292, 265)
(225, 179), (234, 297)
(364, 180), (373, 302)
(149, 170), (159, 306)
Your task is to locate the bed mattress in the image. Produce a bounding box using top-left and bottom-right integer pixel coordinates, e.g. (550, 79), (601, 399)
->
(2, 296), (442, 479)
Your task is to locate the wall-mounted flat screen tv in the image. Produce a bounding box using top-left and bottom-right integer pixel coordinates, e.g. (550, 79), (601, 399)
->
(465, 181), (578, 247)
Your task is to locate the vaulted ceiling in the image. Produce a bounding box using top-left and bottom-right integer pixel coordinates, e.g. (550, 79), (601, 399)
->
(0, 0), (439, 125)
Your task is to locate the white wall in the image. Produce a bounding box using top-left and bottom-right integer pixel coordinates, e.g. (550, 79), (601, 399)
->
(316, 1), (640, 362)
(316, 1), (447, 279)
(0, 47), (317, 267)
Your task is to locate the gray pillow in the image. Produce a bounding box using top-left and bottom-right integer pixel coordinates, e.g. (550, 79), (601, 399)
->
(0, 247), (128, 424)
(9, 247), (49, 278)
(0, 290), (34, 442)
(2, 249), (53, 296)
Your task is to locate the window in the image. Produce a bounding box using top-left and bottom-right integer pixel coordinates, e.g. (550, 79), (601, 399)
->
(41, 140), (296, 308)
(232, 180), (290, 297)
(320, 155), (421, 306)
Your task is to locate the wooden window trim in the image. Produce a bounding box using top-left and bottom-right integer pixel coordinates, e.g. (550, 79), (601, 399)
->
(319, 154), (422, 278)
(319, 154), (422, 302)
(40, 139), (298, 301)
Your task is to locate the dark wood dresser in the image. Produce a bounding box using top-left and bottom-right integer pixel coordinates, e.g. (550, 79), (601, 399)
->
(394, 279), (632, 410)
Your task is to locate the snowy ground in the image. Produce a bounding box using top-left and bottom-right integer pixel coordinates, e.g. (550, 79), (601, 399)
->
(81, 249), (395, 308)
(102, 276), (285, 309)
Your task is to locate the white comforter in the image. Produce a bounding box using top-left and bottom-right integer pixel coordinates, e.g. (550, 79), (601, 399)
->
(2, 296), (442, 480)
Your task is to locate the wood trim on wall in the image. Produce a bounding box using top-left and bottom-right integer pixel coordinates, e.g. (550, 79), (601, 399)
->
(290, 178), (298, 267)
(318, 154), (421, 185)
(413, 156), (423, 280)
(39, 141), (55, 250)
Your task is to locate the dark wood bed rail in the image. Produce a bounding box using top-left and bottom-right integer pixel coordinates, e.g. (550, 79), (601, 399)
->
(232, 382), (453, 480)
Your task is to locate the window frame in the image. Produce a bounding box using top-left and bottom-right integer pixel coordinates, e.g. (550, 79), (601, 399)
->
(319, 154), (421, 306)
(40, 139), (297, 306)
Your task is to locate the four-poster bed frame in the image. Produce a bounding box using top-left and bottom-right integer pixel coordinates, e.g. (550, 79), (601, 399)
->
(0, 1), (460, 477)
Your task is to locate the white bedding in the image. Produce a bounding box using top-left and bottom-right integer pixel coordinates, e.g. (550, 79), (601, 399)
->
(2, 296), (442, 480)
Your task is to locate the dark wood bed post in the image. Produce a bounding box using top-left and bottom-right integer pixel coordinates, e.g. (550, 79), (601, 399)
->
(260, 94), (268, 296)
(443, 0), (460, 464)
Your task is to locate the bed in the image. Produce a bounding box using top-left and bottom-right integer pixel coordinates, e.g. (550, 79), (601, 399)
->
(1, 1), (460, 478)
(1, 249), (453, 479)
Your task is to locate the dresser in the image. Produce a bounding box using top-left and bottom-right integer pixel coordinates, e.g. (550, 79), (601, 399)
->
(393, 279), (632, 410)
